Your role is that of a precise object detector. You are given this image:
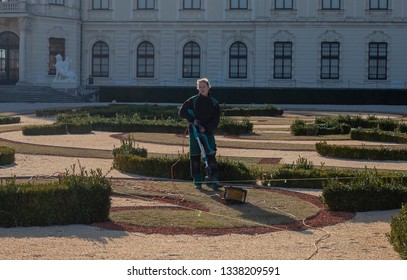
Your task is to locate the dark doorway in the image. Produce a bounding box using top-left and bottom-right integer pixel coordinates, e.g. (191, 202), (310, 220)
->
(0, 31), (19, 85)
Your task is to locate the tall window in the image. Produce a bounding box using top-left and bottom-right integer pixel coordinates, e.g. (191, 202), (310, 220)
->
(92, 41), (109, 77)
(322, 0), (340, 9)
(49, 0), (64, 5)
(230, 0), (248, 9)
(274, 42), (292, 79)
(183, 41), (200, 78)
(275, 0), (293, 9)
(321, 42), (339, 79)
(92, 0), (109, 10)
(370, 0), (388, 10)
(137, 0), (154, 9)
(48, 37), (65, 75)
(183, 0), (200, 9)
(229, 41), (247, 79)
(137, 41), (154, 78)
(368, 42), (387, 80)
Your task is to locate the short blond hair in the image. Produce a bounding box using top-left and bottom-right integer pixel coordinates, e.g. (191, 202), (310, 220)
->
(196, 78), (211, 90)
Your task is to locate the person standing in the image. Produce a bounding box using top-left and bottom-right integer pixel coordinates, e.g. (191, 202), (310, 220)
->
(179, 78), (222, 190)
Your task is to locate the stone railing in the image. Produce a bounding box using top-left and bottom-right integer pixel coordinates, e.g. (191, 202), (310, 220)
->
(0, 1), (28, 13)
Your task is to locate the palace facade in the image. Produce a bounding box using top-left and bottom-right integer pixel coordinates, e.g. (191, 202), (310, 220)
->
(1, 0), (407, 89)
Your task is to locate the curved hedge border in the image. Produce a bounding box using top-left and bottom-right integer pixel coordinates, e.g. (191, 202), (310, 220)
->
(0, 146), (15, 165)
(222, 105), (284, 117)
(0, 115), (20, 125)
(113, 153), (256, 183)
(389, 204), (407, 260)
(0, 169), (112, 227)
(315, 141), (407, 161)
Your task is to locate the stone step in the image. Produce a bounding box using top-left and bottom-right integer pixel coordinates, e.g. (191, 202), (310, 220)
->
(0, 85), (91, 103)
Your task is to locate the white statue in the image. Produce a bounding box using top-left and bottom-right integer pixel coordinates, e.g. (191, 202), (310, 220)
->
(54, 53), (77, 81)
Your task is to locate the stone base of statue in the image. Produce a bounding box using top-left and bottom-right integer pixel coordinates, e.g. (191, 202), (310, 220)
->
(51, 79), (80, 95)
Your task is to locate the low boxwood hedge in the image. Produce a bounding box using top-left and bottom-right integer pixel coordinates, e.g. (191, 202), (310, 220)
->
(0, 168), (111, 227)
(351, 129), (407, 144)
(316, 141), (407, 161)
(388, 204), (407, 260)
(0, 115), (20, 125)
(322, 169), (407, 212)
(290, 119), (350, 136)
(113, 153), (256, 184)
(22, 123), (92, 136)
(0, 146), (15, 166)
(222, 105), (284, 117)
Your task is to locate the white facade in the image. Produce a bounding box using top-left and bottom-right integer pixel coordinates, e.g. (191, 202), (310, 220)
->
(1, 0), (407, 89)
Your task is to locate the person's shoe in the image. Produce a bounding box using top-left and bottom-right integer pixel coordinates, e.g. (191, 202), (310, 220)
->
(206, 182), (222, 190)
(194, 184), (202, 190)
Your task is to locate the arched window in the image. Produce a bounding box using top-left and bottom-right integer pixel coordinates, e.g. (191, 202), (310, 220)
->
(92, 41), (109, 77)
(229, 41), (247, 79)
(182, 41), (200, 78)
(0, 31), (19, 84)
(137, 41), (154, 78)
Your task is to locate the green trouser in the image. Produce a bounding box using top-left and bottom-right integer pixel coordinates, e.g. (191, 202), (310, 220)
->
(189, 131), (218, 185)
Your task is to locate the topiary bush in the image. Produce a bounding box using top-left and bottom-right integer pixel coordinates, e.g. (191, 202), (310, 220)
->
(351, 129), (407, 144)
(112, 136), (148, 158)
(222, 105), (284, 117)
(388, 204), (407, 260)
(0, 146), (15, 166)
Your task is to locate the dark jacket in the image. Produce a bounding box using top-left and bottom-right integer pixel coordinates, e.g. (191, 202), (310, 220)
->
(179, 93), (220, 132)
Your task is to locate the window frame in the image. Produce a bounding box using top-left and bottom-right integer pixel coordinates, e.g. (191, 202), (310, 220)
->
(369, 0), (388, 10)
(92, 41), (109, 77)
(368, 42), (387, 80)
(229, 41), (248, 79)
(92, 0), (109, 10)
(322, 0), (340, 10)
(273, 41), (292, 79)
(182, 41), (201, 79)
(275, 0), (293, 10)
(230, 0), (248, 10)
(48, 0), (64, 5)
(137, 0), (155, 10)
(320, 41), (340, 80)
(136, 41), (154, 78)
(183, 0), (201, 10)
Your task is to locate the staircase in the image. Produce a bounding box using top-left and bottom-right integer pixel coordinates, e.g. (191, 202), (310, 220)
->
(0, 85), (96, 103)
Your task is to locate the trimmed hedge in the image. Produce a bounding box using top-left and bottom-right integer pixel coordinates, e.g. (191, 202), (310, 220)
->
(316, 141), (407, 161)
(0, 115), (20, 125)
(388, 204), (407, 260)
(0, 146), (15, 166)
(290, 119), (351, 136)
(113, 153), (256, 184)
(22, 123), (92, 136)
(351, 129), (407, 144)
(322, 169), (407, 212)
(222, 105), (284, 117)
(0, 168), (111, 227)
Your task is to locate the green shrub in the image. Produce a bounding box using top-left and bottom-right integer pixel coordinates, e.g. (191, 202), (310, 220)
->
(260, 156), (358, 189)
(322, 169), (407, 212)
(0, 146), (15, 166)
(377, 117), (399, 132)
(0, 115), (20, 125)
(290, 119), (318, 136)
(0, 166), (111, 227)
(290, 118), (350, 136)
(388, 204), (407, 260)
(112, 135), (148, 158)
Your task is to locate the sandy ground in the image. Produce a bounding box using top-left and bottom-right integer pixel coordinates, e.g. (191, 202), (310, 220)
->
(0, 111), (404, 260)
